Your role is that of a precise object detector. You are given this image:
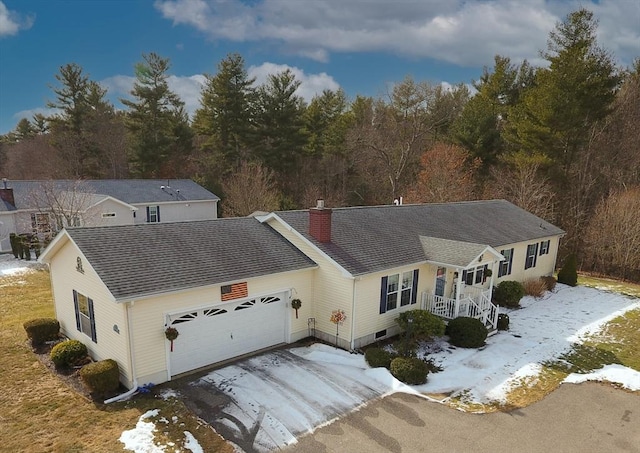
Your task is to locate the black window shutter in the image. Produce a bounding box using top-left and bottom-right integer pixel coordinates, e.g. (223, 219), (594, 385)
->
(88, 298), (97, 343)
(156, 206), (160, 222)
(411, 269), (419, 305)
(379, 276), (388, 314)
(508, 248), (514, 274)
(146, 206), (150, 222)
(72, 290), (81, 331)
(533, 243), (539, 267)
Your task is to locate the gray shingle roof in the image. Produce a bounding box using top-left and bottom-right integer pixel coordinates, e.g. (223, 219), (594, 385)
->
(0, 179), (219, 211)
(276, 200), (564, 276)
(66, 218), (316, 301)
(419, 237), (491, 268)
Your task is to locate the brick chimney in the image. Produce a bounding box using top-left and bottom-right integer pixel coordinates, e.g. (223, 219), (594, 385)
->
(309, 199), (332, 243)
(0, 178), (15, 208)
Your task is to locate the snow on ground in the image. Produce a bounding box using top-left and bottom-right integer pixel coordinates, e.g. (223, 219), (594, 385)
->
(120, 409), (204, 453)
(564, 364), (640, 391)
(0, 254), (33, 276)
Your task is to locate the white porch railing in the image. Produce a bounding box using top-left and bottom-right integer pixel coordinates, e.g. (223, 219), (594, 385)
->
(424, 288), (498, 330)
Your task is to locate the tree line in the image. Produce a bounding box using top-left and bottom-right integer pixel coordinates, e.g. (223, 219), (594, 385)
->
(1, 8), (638, 281)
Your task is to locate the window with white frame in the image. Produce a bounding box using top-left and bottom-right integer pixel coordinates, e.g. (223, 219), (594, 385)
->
(525, 243), (539, 269)
(73, 290), (96, 342)
(31, 213), (52, 234)
(539, 240), (550, 256)
(462, 265), (487, 286)
(146, 205), (160, 223)
(101, 212), (116, 218)
(499, 248), (514, 277)
(380, 270), (419, 314)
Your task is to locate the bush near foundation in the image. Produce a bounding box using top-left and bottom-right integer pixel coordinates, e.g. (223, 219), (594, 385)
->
(50, 340), (88, 368)
(523, 278), (547, 298)
(396, 310), (446, 341)
(365, 347), (394, 369)
(23, 318), (60, 346)
(80, 359), (120, 395)
(493, 281), (525, 307)
(447, 317), (488, 348)
(390, 357), (429, 385)
(558, 254), (578, 286)
(541, 276), (557, 292)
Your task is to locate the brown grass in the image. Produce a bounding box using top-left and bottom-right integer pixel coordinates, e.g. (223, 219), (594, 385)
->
(523, 278), (547, 297)
(0, 269), (232, 453)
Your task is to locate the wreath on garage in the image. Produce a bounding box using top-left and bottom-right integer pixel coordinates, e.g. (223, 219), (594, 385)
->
(165, 326), (179, 352)
(291, 298), (302, 319)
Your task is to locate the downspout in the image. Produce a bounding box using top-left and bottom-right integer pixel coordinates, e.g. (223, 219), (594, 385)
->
(105, 301), (138, 404)
(349, 277), (357, 351)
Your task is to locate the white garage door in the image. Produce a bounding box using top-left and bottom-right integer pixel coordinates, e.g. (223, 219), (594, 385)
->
(168, 293), (287, 376)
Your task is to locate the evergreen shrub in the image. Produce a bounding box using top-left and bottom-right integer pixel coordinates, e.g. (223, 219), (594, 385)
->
(390, 357), (429, 385)
(50, 340), (88, 368)
(493, 281), (525, 307)
(447, 317), (488, 348)
(80, 359), (120, 395)
(23, 318), (60, 345)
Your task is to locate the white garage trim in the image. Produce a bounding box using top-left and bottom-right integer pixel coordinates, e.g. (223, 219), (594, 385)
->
(165, 289), (292, 378)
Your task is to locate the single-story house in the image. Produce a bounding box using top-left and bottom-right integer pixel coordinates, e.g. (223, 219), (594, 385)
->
(0, 178), (219, 252)
(39, 199), (564, 389)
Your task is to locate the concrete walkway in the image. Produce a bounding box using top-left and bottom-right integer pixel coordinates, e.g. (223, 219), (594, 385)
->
(286, 383), (639, 453)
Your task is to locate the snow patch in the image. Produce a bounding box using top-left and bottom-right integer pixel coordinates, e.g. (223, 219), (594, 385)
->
(564, 364), (640, 391)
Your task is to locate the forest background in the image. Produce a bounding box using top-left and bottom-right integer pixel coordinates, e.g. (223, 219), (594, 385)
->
(1, 9), (638, 281)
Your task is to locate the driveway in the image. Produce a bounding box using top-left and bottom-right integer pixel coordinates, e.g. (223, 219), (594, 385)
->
(171, 347), (393, 452)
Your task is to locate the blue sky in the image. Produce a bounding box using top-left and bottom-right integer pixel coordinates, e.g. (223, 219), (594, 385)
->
(0, 0), (638, 135)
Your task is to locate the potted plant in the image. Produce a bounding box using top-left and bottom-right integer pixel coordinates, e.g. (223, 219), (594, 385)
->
(291, 298), (302, 319)
(165, 326), (179, 352)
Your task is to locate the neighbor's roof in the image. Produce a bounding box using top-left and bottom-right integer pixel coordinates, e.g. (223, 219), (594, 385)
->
(0, 179), (219, 211)
(64, 218), (316, 301)
(275, 200), (564, 275)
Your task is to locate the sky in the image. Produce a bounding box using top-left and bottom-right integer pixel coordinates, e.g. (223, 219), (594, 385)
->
(0, 0), (638, 135)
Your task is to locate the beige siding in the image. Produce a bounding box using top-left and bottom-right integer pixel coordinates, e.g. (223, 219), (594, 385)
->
(495, 235), (561, 283)
(353, 263), (433, 347)
(48, 239), (132, 386)
(132, 200), (218, 224)
(129, 268), (313, 385)
(85, 199), (135, 227)
(266, 219), (354, 348)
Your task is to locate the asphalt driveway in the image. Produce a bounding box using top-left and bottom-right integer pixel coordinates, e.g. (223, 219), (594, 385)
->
(171, 347), (392, 452)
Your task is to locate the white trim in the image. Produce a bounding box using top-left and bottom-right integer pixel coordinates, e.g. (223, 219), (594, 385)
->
(259, 213), (354, 278)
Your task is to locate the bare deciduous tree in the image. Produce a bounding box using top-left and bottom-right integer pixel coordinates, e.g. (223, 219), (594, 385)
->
(583, 188), (640, 281)
(407, 143), (480, 203)
(221, 161), (281, 217)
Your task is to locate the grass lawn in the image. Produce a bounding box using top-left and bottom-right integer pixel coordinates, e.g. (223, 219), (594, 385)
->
(0, 269), (232, 453)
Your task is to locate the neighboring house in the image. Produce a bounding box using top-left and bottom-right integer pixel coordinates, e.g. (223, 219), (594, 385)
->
(0, 179), (219, 252)
(39, 200), (563, 389)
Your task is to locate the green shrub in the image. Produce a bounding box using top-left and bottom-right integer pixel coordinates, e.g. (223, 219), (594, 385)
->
(80, 359), (120, 395)
(390, 357), (429, 385)
(50, 340), (88, 367)
(447, 317), (488, 348)
(396, 310), (446, 341)
(541, 275), (557, 292)
(392, 338), (417, 358)
(493, 281), (525, 307)
(497, 313), (510, 331)
(23, 318), (60, 345)
(365, 347), (394, 369)
(9, 233), (19, 258)
(557, 254), (578, 286)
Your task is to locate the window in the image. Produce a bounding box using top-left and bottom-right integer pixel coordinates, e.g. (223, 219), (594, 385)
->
(539, 240), (550, 256)
(380, 270), (419, 314)
(101, 212), (116, 218)
(73, 290), (96, 342)
(525, 243), (539, 269)
(31, 213), (52, 234)
(146, 205), (160, 223)
(462, 265), (488, 285)
(498, 248), (514, 277)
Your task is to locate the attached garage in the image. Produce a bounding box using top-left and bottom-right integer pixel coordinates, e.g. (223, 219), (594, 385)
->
(167, 292), (288, 376)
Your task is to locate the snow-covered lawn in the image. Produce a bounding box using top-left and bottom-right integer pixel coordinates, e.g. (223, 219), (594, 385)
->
(0, 253), (33, 276)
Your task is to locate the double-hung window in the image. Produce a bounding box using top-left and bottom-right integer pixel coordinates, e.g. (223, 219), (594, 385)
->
(499, 248), (514, 277)
(539, 240), (550, 256)
(146, 205), (160, 223)
(380, 270), (419, 314)
(73, 290), (96, 342)
(525, 243), (539, 269)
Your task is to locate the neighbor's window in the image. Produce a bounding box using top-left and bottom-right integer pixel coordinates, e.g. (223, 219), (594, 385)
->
(499, 248), (514, 277)
(525, 243), (539, 269)
(539, 240), (550, 256)
(31, 213), (52, 234)
(73, 290), (96, 342)
(147, 205), (160, 223)
(380, 270), (419, 314)
(101, 212), (116, 218)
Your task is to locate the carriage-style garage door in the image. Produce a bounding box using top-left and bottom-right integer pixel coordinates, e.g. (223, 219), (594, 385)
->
(168, 293), (287, 376)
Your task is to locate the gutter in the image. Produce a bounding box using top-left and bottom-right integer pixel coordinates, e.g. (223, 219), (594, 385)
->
(105, 301), (138, 404)
(350, 277), (357, 351)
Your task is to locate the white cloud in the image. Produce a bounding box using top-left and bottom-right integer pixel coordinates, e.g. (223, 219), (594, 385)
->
(13, 107), (60, 122)
(248, 62), (340, 102)
(155, 0), (640, 67)
(0, 1), (34, 37)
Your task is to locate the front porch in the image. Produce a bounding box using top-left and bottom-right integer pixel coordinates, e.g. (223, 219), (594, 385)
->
(423, 285), (498, 330)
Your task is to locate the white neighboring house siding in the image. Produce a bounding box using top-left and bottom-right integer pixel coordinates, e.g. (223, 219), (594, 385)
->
(0, 212), (16, 252)
(128, 268), (313, 386)
(495, 235), (561, 283)
(85, 198), (136, 227)
(266, 218), (355, 349)
(132, 200), (218, 224)
(48, 237), (132, 386)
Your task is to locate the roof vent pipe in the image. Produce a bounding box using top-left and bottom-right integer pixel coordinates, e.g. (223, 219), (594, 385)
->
(316, 199), (325, 209)
(2, 178), (7, 189)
